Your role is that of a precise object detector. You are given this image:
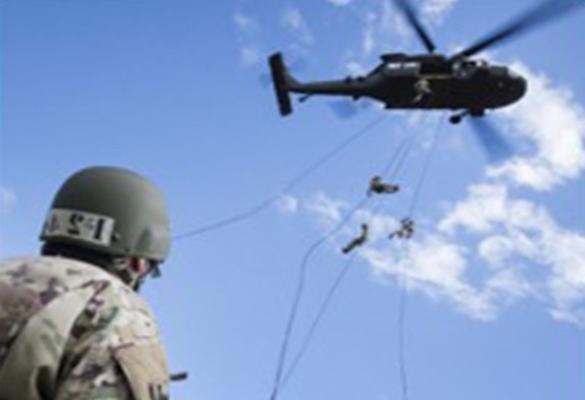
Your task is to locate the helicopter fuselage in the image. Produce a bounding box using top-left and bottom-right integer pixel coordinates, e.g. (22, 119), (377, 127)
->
(288, 54), (527, 113)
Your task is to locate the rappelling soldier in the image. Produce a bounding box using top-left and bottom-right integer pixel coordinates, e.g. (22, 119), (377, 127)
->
(367, 176), (400, 196)
(341, 223), (369, 254)
(0, 166), (173, 400)
(389, 217), (415, 240)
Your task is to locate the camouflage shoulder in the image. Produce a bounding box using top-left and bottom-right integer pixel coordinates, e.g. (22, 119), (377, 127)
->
(56, 267), (170, 400)
(0, 256), (121, 292)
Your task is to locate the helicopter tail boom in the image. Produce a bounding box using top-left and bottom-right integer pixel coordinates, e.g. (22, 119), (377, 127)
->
(269, 52), (298, 116)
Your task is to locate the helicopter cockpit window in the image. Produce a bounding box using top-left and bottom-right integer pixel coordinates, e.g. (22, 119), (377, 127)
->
(454, 61), (475, 78)
(384, 62), (420, 76)
(386, 63), (403, 70)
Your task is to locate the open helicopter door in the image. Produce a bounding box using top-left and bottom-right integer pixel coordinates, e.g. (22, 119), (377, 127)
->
(269, 52), (294, 116)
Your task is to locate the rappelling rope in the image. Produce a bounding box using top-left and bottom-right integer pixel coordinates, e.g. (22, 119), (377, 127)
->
(279, 136), (415, 390)
(173, 115), (387, 241)
(407, 114), (445, 218)
(396, 113), (445, 400)
(269, 132), (416, 400)
(283, 115), (388, 192)
(397, 273), (409, 400)
(268, 196), (369, 400)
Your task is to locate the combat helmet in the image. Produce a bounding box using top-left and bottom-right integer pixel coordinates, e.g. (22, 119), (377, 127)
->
(40, 166), (171, 264)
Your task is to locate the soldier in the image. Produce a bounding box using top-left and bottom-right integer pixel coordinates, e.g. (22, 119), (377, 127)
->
(413, 78), (432, 103)
(0, 166), (172, 400)
(389, 217), (415, 240)
(341, 224), (369, 254)
(367, 176), (400, 196)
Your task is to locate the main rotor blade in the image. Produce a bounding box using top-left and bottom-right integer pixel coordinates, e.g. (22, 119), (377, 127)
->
(451, 0), (584, 61)
(393, 0), (437, 53)
(469, 117), (513, 163)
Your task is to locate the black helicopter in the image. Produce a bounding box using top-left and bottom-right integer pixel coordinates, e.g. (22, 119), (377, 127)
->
(269, 0), (582, 125)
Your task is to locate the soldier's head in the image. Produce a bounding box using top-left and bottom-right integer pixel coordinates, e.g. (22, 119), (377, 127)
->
(40, 166), (171, 291)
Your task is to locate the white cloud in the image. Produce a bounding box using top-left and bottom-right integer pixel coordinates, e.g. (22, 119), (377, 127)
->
(379, 0), (410, 38)
(362, 14), (376, 56)
(435, 183), (585, 325)
(327, 0), (353, 7)
(0, 186), (16, 214)
(276, 194), (300, 215)
(489, 62), (585, 190)
(233, 12), (259, 34)
(239, 46), (261, 66)
(233, 12), (263, 67)
(305, 192), (347, 231)
(302, 182), (585, 325)
(364, 234), (504, 320)
(422, 0), (458, 24)
(281, 7), (314, 47)
(438, 184), (549, 235)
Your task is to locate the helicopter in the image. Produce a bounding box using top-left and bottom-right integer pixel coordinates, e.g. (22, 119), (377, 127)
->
(268, 0), (582, 125)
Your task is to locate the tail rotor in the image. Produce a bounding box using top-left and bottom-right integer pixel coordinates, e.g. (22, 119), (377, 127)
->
(269, 52), (298, 116)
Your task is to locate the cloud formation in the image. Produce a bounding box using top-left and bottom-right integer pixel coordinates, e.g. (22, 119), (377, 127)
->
(276, 195), (300, 215)
(440, 183), (585, 323)
(305, 183), (585, 325)
(327, 0), (353, 7)
(0, 186), (16, 214)
(281, 7), (315, 48)
(422, 0), (458, 24)
(233, 12), (262, 66)
(490, 62), (585, 190)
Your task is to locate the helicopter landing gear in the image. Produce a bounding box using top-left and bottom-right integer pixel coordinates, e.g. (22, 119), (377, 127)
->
(449, 109), (485, 124)
(449, 110), (468, 124)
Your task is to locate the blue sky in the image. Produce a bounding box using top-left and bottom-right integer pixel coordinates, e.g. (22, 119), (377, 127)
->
(1, 1), (585, 399)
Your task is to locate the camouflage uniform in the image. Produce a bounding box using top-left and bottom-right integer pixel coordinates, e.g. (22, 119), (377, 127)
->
(0, 256), (170, 400)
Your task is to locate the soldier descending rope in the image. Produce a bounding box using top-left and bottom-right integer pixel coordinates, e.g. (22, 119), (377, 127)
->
(367, 176), (400, 196)
(341, 224), (369, 254)
(389, 218), (415, 240)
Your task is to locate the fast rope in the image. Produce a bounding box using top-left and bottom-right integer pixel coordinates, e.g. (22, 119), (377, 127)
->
(268, 196), (369, 400)
(173, 115), (387, 241)
(280, 136), (415, 390)
(396, 113), (445, 400)
(407, 114), (445, 218)
(397, 275), (409, 400)
(268, 132), (415, 400)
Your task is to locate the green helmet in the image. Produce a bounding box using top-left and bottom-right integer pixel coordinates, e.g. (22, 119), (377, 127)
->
(40, 166), (171, 263)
